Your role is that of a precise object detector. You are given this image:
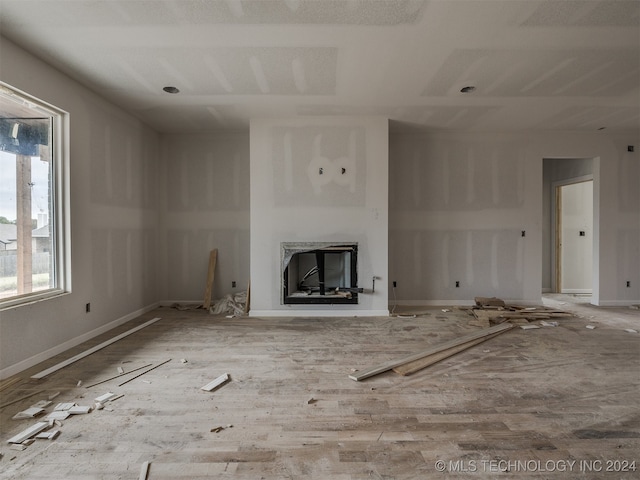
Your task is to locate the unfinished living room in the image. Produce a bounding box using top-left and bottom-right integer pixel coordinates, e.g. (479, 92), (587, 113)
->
(0, 1), (639, 479)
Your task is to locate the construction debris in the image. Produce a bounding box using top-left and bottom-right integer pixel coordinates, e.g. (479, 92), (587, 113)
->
(139, 461), (151, 480)
(210, 291), (248, 316)
(12, 407), (45, 420)
(35, 430), (60, 440)
(393, 329), (508, 376)
(475, 296), (506, 307)
(118, 359), (172, 386)
(94, 393), (117, 404)
(350, 323), (514, 381)
(30, 318), (161, 379)
(468, 297), (574, 327)
(201, 373), (230, 392)
(7, 422), (49, 444)
(85, 363), (154, 388)
(203, 249), (218, 309)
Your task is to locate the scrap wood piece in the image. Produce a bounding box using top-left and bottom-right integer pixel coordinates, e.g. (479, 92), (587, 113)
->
(349, 322), (514, 382)
(0, 377), (23, 393)
(0, 390), (46, 410)
(201, 373), (230, 392)
(54, 402), (75, 411)
(139, 461), (151, 480)
(31, 318), (161, 379)
(85, 363), (154, 388)
(392, 330), (508, 376)
(203, 248), (218, 309)
(118, 359), (172, 387)
(35, 430), (60, 440)
(7, 421), (49, 444)
(475, 296), (506, 307)
(244, 280), (251, 314)
(12, 407), (45, 420)
(68, 405), (92, 415)
(45, 411), (70, 422)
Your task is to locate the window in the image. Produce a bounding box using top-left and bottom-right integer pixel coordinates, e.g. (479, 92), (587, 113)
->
(0, 82), (69, 308)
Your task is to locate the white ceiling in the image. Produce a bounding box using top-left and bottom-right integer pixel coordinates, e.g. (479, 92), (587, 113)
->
(0, 0), (638, 133)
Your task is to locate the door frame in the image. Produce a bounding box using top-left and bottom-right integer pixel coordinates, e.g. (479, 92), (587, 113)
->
(551, 174), (593, 293)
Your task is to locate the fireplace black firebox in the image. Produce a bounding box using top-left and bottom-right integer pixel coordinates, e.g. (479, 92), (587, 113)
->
(282, 243), (360, 304)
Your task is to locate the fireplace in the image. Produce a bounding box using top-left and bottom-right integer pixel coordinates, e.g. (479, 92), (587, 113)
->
(282, 242), (360, 304)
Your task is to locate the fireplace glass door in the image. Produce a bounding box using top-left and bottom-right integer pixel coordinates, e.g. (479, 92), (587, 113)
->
(283, 244), (358, 304)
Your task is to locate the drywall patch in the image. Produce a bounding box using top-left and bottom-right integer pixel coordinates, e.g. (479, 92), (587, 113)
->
(271, 126), (366, 206)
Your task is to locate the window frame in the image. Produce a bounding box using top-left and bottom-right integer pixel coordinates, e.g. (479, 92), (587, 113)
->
(0, 81), (71, 310)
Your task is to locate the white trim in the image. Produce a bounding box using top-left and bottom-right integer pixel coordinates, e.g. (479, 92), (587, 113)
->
(250, 309), (389, 317)
(561, 289), (592, 294)
(158, 300), (202, 307)
(390, 299), (542, 307)
(30, 314), (161, 379)
(0, 302), (159, 380)
(389, 300), (475, 307)
(592, 300), (640, 307)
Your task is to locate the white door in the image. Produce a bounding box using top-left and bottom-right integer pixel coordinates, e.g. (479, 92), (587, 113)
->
(558, 181), (593, 294)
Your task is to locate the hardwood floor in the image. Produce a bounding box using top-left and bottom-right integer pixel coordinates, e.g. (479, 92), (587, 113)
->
(1, 299), (639, 479)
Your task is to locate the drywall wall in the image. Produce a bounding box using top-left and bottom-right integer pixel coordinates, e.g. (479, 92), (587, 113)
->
(250, 116), (389, 316)
(159, 133), (250, 303)
(0, 37), (161, 378)
(389, 130), (640, 306)
(542, 158), (593, 292)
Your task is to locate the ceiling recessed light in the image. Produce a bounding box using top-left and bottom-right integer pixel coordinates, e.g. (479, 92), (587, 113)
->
(163, 86), (180, 94)
(460, 86), (476, 93)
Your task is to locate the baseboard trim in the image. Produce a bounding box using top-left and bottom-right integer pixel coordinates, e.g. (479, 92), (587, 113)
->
(592, 300), (640, 307)
(250, 309), (390, 317)
(0, 302), (160, 380)
(390, 299), (542, 307)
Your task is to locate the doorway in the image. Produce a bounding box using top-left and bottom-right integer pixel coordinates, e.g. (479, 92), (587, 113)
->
(555, 180), (593, 294)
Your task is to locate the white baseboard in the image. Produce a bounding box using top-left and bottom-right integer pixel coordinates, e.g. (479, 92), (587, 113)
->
(0, 302), (160, 380)
(592, 300), (640, 307)
(561, 289), (593, 294)
(389, 300), (475, 307)
(159, 300), (202, 307)
(250, 309), (389, 317)
(390, 299), (542, 307)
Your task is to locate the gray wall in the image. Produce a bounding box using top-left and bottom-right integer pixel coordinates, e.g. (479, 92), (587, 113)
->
(159, 133), (250, 303)
(0, 37), (161, 377)
(389, 131), (640, 306)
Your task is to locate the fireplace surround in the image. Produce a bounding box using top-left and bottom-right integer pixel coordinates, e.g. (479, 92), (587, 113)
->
(282, 242), (360, 304)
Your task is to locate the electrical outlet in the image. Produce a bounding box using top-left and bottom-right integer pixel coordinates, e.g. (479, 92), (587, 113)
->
(393, 281), (397, 288)
(627, 281), (631, 288)
(628, 145), (635, 152)
(85, 303), (91, 313)
(521, 230), (526, 237)
(232, 281), (236, 288)
(455, 281), (460, 288)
